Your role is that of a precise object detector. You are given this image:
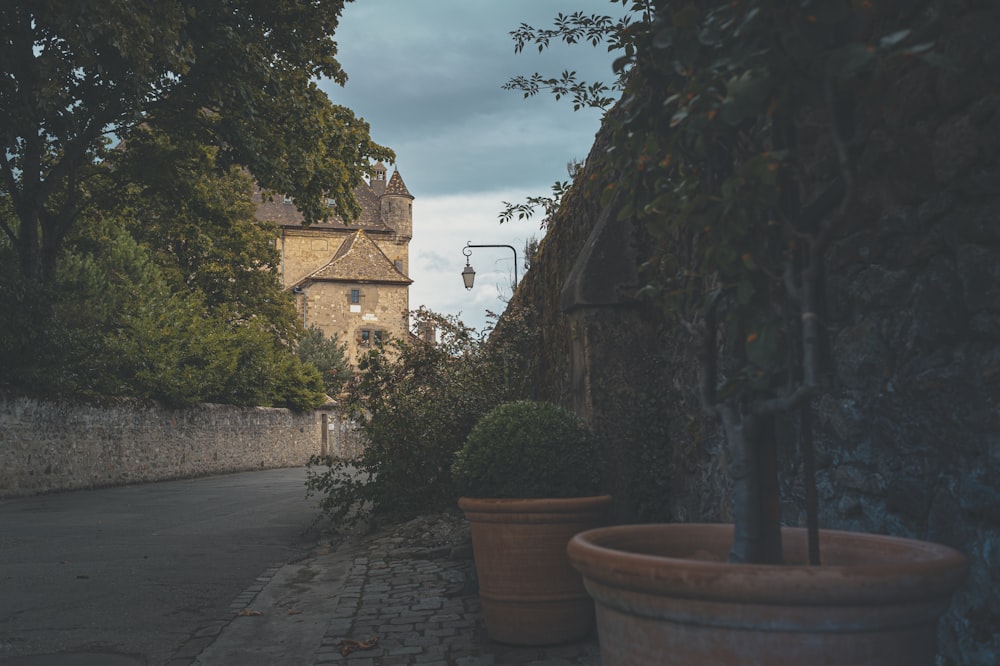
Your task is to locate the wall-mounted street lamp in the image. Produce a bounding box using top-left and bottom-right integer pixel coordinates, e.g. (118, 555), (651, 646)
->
(461, 241), (518, 291)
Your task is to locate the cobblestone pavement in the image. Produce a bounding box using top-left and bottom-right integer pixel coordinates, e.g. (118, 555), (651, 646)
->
(310, 514), (601, 666)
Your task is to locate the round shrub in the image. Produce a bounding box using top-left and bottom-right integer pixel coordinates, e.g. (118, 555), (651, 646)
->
(451, 400), (602, 499)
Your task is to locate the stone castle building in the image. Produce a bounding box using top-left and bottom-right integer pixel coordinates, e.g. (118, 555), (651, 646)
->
(254, 162), (413, 363)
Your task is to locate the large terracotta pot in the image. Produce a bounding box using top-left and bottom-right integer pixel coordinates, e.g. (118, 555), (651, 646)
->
(459, 495), (612, 645)
(568, 523), (968, 665)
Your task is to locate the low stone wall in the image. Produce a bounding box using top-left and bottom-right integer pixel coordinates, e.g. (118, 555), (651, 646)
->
(0, 393), (363, 498)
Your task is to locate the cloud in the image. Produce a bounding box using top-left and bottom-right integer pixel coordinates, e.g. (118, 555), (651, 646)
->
(409, 190), (541, 333)
(323, 0), (623, 332)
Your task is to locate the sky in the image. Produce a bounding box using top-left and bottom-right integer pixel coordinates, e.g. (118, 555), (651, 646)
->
(318, 0), (626, 334)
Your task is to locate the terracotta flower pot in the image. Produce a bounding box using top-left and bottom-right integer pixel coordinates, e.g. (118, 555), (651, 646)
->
(568, 523), (967, 665)
(459, 495), (612, 645)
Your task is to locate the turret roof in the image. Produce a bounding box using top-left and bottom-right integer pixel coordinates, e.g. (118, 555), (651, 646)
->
(384, 170), (414, 199)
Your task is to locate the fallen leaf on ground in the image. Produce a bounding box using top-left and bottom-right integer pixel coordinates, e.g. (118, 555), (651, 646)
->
(337, 636), (379, 656)
(287, 609), (302, 615)
(236, 609), (263, 617)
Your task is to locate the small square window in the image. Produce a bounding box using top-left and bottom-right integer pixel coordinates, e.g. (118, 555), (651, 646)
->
(326, 197), (336, 207)
(374, 330), (383, 344)
(350, 289), (360, 304)
(360, 330), (370, 346)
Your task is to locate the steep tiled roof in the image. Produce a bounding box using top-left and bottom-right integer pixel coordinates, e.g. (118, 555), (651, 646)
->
(253, 179), (390, 232)
(384, 170), (414, 199)
(299, 230), (411, 285)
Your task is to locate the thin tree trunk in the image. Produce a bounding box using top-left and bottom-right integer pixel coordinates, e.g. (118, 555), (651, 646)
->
(758, 414), (783, 564)
(725, 407), (759, 563)
(725, 408), (784, 564)
(801, 401), (821, 565)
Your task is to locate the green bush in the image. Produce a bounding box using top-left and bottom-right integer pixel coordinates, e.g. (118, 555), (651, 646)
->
(306, 306), (539, 524)
(0, 214), (325, 410)
(451, 400), (602, 499)
(296, 325), (352, 397)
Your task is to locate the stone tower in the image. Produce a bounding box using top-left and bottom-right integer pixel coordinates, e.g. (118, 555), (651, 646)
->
(254, 163), (414, 367)
(375, 163), (414, 277)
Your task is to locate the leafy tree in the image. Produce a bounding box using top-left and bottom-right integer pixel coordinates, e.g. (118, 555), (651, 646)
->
(0, 0), (392, 284)
(506, 0), (945, 564)
(296, 326), (353, 397)
(540, 0), (939, 563)
(1, 206), (326, 409)
(104, 127), (300, 337)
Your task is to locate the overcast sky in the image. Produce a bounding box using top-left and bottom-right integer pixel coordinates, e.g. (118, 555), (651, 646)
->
(319, 0), (625, 333)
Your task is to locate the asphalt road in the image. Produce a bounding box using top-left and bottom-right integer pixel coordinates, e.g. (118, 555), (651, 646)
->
(0, 467), (325, 665)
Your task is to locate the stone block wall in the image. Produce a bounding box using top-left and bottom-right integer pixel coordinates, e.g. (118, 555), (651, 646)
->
(0, 393), (363, 498)
(281, 227), (337, 285)
(305, 279), (409, 363)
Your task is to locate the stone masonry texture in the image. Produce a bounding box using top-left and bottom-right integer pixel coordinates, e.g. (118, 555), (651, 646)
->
(0, 392), (362, 497)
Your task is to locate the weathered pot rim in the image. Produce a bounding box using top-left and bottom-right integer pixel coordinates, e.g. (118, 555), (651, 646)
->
(459, 495), (612, 514)
(568, 523), (968, 605)
(459, 495), (613, 524)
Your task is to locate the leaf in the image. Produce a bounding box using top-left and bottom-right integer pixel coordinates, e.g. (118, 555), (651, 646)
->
(903, 42), (934, 55)
(338, 636), (380, 656)
(723, 71), (771, 121)
(879, 29), (911, 50)
(236, 609), (263, 617)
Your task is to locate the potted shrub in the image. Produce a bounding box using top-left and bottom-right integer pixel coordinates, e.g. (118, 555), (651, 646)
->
(553, 2), (969, 664)
(452, 399), (611, 646)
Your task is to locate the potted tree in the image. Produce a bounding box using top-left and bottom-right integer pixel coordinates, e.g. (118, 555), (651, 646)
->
(452, 399), (611, 646)
(562, 1), (969, 664)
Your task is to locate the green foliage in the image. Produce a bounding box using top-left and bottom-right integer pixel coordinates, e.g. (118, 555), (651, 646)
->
(0, 252), (72, 391)
(306, 307), (539, 524)
(503, 3), (653, 111)
(0, 0), (376, 408)
(452, 400), (602, 499)
(513, 0), (944, 561)
(499, 175), (576, 230)
(0, 0), (392, 283)
(296, 326), (352, 397)
(266, 353), (326, 411)
(0, 203), (325, 410)
(106, 128), (298, 334)
(604, 0), (943, 562)
(613, 0), (939, 382)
